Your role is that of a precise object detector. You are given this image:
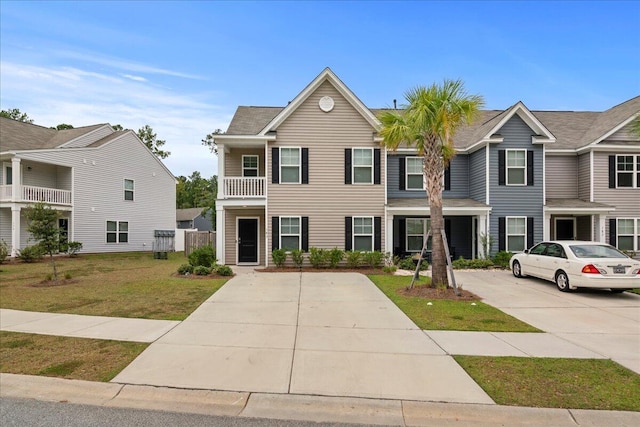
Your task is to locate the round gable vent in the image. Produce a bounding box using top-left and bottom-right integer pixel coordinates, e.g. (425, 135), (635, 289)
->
(319, 96), (335, 112)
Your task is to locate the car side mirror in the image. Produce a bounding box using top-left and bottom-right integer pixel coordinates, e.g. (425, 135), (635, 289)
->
(524, 249), (529, 254)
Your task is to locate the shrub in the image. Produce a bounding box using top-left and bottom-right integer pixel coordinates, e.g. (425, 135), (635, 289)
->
(215, 265), (234, 276)
(363, 251), (384, 268)
(272, 249), (287, 267)
(188, 245), (215, 267)
(309, 247), (328, 268)
(66, 241), (83, 257)
(382, 265), (397, 274)
(193, 265), (211, 276)
(0, 240), (8, 264)
(493, 251), (513, 269)
(397, 255), (428, 271)
(345, 250), (362, 268)
(291, 249), (304, 267)
(177, 264), (194, 275)
(64, 272), (72, 280)
(452, 257), (494, 269)
(18, 245), (43, 263)
(328, 248), (344, 268)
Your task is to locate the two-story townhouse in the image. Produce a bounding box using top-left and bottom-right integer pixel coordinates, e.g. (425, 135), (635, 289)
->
(0, 118), (176, 256)
(216, 68), (639, 267)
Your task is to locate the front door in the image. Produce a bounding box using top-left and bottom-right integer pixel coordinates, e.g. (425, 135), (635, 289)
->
(555, 218), (575, 240)
(237, 218), (258, 264)
(58, 218), (69, 248)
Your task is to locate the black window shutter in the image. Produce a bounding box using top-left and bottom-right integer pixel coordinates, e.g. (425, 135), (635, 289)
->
(527, 151), (534, 186)
(498, 217), (505, 251)
(272, 216), (279, 250)
(272, 147), (279, 184)
(302, 216), (309, 251)
(609, 218), (617, 246)
(374, 217), (382, 251)
(398, 219), (406, 254)
(374, 148), (381, 185)
(444, 165), (451, 191)
(302, 148), (309, 184)
(527, 217), (534, 249)
(498, 150), (506, 186)
(345, 217), (352, 250)
(344, 149), (352, 184)
(399, 157), (405, 190)
(609, 156), (616, 188)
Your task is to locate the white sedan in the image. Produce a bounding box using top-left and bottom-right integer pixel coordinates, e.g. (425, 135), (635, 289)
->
(510, 241), (640, 292)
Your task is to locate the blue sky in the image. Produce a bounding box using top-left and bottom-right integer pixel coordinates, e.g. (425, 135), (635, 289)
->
(1, 1), (639, 177)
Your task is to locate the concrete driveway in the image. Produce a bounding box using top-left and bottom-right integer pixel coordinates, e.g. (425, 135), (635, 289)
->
(456, 270), (640, 374)
(112, 272), (493, 404)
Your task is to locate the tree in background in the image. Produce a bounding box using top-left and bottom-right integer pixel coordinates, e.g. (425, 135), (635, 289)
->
(25, 202), (61, 283)
(176, 172), (218, 227)
(54, 123), (74, 130)
(202, 129), (224, 156)
(137, 124), (170, 159)
(0, 108), (33, 123)
(379, 80), (483, 288)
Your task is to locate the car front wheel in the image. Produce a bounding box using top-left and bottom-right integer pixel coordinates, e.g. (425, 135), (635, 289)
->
(555, 271), (572, 292)
(512, 261), (523, 278)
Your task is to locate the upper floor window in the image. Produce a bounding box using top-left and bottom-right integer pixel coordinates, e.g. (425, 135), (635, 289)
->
(3, 165), (12, 185)
(243, 155), (259, 177)
(507, 216), (526, 252)
(406, 157), (424, 190)
(506, 150), (526, 185)
(617, 218), (640, 251)
(106, 221), (128, 243)
(280, 148), (300, 183)
(280, 216), (301, 251)
(353, 148), (373, 184)
(124, 179), (134, 201)
(406, 218), (432, 252)
(616, 155), (640, 188)
(353, 216), (373, 251)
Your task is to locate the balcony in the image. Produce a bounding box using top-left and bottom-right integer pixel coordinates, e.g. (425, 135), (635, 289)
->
(0, 185), (72, 206)
(221, 177), (265, 199)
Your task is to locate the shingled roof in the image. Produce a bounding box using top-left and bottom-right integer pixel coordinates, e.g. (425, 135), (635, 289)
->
(0, 117), (109, 151)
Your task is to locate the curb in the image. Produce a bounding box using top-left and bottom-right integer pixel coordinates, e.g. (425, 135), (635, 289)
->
(2, 374), (639, 426)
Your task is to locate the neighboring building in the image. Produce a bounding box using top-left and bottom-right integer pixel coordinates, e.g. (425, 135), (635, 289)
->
(214, 68), (640, 266)
(176, 207), (214, 231)
(0, 118), (176, 256)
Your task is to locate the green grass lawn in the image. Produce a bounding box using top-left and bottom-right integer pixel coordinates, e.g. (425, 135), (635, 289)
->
(0, 252), (227, 320)
(455, 356), (640, 411)
(368, 275), (540, 332)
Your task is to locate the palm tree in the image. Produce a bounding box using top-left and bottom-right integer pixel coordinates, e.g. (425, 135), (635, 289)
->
(379, 80), (484, 287)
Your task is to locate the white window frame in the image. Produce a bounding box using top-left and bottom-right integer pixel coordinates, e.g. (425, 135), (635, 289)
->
(616, 218), (640, 251)
(2, 162), (13, 185)
(353, 216), (374, 251)
(280, 216), (301, 251)
(506, 216), (527, 253)
(406, 157), (425, 190)
(405, 218), (432, 252)
(506, 149), (526, 186)
(106, 221), (129, 244)
(280, 147), (301, 184)
(242, 155), (259, 177)
(615, 154), (640, 189)
(352, 148), (373, 184)
(124, 179), (134, 201)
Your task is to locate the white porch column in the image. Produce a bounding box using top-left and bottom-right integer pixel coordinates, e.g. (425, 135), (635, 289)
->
(11, 157), (21, 202)
(595, 214), (607, 243)
(385, 214), (393, 255)
(216, 206), (224, 264)
(543, 212), (551, 241)
(478, 214), (487, 258)
(218, 145), (225, 199)
(11, 206), (21, 257)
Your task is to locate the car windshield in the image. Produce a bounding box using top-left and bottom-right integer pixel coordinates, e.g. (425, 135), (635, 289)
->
(569, 244), (628, 259)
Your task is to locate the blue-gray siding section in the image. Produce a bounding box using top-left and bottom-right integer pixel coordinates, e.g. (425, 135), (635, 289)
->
(386, 154), (469, 199)
(468, 147), (486, 203)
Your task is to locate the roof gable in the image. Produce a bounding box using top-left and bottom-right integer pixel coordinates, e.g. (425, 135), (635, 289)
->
(478, 101), (556, 144)
(581, 96), (640, 148)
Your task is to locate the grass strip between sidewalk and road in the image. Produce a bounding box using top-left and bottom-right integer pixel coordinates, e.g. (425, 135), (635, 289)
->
(368, 275), (540, 332)
(455, 355), (640, 412)
(0, 331), (147, 382)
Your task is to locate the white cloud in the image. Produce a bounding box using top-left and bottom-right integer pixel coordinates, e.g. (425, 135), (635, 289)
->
(121, 74), (147, 82)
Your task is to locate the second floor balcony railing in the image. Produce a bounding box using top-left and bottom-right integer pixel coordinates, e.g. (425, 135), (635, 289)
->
(0, 185), (72, 205)
(222, 177), (265, 198)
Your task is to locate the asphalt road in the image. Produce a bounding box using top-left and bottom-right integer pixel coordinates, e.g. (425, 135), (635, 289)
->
(0, 397), (376, 427)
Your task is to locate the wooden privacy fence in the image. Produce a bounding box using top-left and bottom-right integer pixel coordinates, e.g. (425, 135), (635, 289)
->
(185, 231), (216, 257)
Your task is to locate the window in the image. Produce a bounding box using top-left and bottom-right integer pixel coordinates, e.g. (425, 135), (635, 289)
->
(280, 217), (300, 250)
(243, 155), (259, 177)
(406, 218), (431, 252)
(506, 217), (526, 252)
(617, 218), (640, 251)
(353, 148), (373, 184)
(406, 157), (424, 190)
(353, 217), (373, 251)
(616, 155), (640, 188)
(4, 165), (12, 185)
(107, 221), (128, 243)
(124, 179), (134, 201)
(280, 148), (300, 183)
(506, 150), (526, 185)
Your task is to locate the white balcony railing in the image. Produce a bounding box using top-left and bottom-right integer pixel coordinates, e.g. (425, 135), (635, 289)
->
(0, 185), (72, 205)
(222, 177), (265, 198)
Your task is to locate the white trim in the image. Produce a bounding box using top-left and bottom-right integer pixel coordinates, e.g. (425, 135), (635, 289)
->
(352, 216), (374, 252)
(58, 124), (113, 148)
(614, 154), (640, 189)
(506, 216), (527, 253)
(242, 154), (259, 177)
(584, 113), (639, 148)
(236, 216), (260, 265)
(106, 220), (129, 244)
(505, 149), (527, 186)
(589, 150), (594, 202)
(279, 216), (302, 251)
(351, 147), (374, 185)
(615, 217), (640, 251)
(553, 217), (576, 240)
(485, 145), (490, 204)
(123, 178), (134, 201)
(405, 156), (424, 190)
(279, 147), (301, 184)
(480, 102), (556, 144)
(405, 218), (431, 252)
(264, 143), (269, 267)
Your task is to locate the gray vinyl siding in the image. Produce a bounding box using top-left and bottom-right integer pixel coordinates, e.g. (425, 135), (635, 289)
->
(225, 148), (265, 177)
(489, 115), (544, 252)
(193, 213), (214, 231)
(577, 153), (591, 200)
(62, 126), (113, 148)
(546, 155), (577, 199)
(267, 81), (385, 251)
(224, 208), (265, 265)
(469, 147), (486, 203)
(605, 122), (637, 142)
(21, 161), (72, 190)
(594, 151), (640, 217)
(0, 209), (10, 245)
(386, 154), (468, 199)
(16, 133), (175, 253)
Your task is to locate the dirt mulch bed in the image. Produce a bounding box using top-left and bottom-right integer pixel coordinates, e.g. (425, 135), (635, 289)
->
(171, 272), (232, 279)
(28, 279), (79, 288)
(255, 267), (386, 275)
(399, 285), (481, 300)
